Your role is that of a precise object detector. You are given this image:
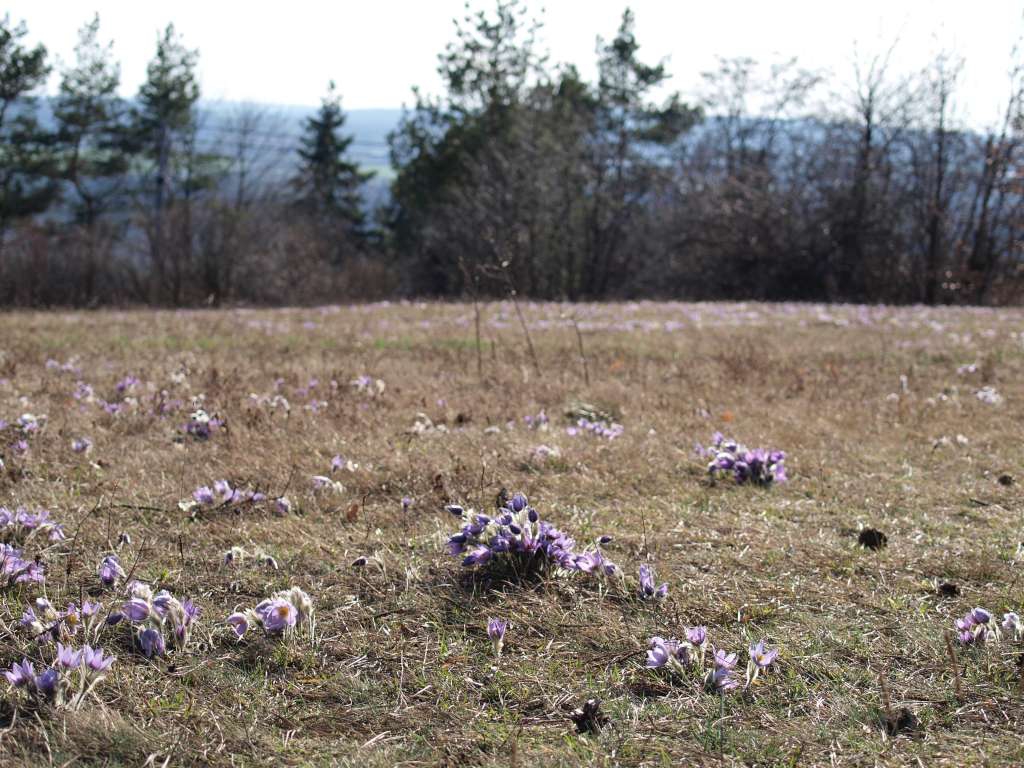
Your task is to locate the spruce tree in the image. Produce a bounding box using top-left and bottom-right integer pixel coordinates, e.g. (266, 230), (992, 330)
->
(54, 14), (128, 227)
(0, 15), (56, 248)
(131, 23), (200, 302)
(293, 81), (373, 248)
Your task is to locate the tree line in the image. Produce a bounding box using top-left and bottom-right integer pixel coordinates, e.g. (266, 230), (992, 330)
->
(2, 3), (1023, 307)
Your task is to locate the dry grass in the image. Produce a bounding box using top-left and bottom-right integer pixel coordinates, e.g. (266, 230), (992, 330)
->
(0, 300), (1022, 766)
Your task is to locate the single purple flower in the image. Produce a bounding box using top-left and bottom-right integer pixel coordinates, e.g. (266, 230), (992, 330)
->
(34, 668), (60, 697)
(138, 627), (166, 658)
(98, 554), (125, 588)
(686, 626), (707, 648)
(81, 645), (115, 672)
(462, 545), (493, 568)
(4, 659), (35, 688)
(122, 597), (151, 623)
(255, 599), (297, 634)
(749, 640), (778, 669)
(227, 612), (250, 638)
(487, 618), (507, 656)
(193, 486), (215, 505)
(213, 480), (233, 502)
(56, 642), (82, 670)
(713, 648), (738, 670)
(638, 563), (668, 600)
(705, 665), (740, 694)
(1002, 612), (1021, 635)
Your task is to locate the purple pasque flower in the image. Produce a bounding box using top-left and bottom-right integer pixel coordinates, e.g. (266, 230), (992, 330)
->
(705, 665), (740, 694)
(638, 563), (668, 600)
(34, 667), (60, 698)
(96, 554), (125, 589)
(137, 627), (166, 658)
(1002, 612), (1021, 636)
(71, 437), (93, 454)
(705, 434), (786, 486)
(4, 658), (35, 688)
(646, 636), (690, 670)
(748, 640), (778, 669)
(574, 548), (617, 576)
(80, 645), (115, 673)
(213, 479), (233, 502)
(227, 611), (250, 639)
(401, 496), (413, 514)
(115, 375), (138, 394)
(122, 597), (151, 623)
(56, 642), (82, 670)
(462, 545), (493, 568)
(255, 598), (297, 634)
(172, 599), (200, 645)
(193, 486), (216, 505)
(275, 497), (292, 515)
(686, 626), (708, 648)
(956, 607), (995, 645)
(487, 618), (508, 656)
(713, 648), (738, 670)
(446, 493), (618, 582)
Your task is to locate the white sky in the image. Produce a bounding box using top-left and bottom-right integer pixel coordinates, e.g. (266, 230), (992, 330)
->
(6, 0), (1023, 128)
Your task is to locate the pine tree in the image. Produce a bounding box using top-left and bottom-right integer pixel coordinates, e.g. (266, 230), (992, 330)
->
(0, 15), (57, 249)
(293, 81), (373, 248)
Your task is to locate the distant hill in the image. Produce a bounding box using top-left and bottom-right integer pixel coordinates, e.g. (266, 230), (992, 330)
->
(28, 99), (403, 208)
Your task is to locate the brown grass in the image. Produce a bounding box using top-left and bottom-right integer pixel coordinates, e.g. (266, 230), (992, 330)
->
(0, 301), (1022, 766)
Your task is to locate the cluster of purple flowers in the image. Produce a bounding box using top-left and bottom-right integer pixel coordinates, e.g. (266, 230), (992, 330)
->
(567, 418), (624, 440)
(1, 543), (45, 585)
(4, 643), (114, 709)
(696, 432), (787, 486)
(227, 587), (314, 640)
(445, 493), (618, 578)
(15, 413), (44, 434)
(955, 607), (1021, 645)
(182, 408), (225, 440)
(192, 480), (267, 508)
(523, 410), (549, 430)
(646, 629), (778, 693)
(351, 375), (385, 398)
(107, 581), (200, 658)
(0, 506), (66, 544)
(21, 597), (104, 643)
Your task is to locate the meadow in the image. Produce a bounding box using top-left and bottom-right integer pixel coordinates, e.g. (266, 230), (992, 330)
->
(0, 300), (1022, 766)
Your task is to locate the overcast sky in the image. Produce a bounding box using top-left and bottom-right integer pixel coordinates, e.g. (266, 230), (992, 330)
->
(6, 0), (1023, 128)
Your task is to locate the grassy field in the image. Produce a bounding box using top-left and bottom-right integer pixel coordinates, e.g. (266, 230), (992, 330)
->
(0, 301), (1022, 766)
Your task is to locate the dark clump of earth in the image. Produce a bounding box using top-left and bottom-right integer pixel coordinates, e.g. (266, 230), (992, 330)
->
(937, 582), (960, 598)
(569, 699), (609, 735)
(998, 473), (1014, 486)
(858, 528), (888, 550)
(884, 707), (920, 737)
